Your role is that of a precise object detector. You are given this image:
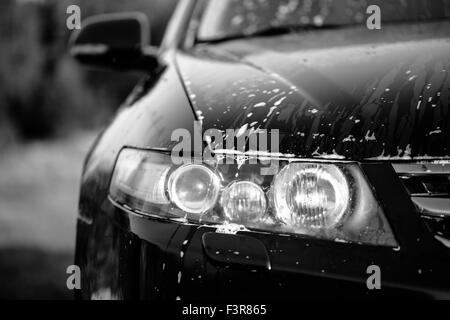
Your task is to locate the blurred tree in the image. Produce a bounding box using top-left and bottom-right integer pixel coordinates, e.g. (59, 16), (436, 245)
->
(0, 0), (178, 144)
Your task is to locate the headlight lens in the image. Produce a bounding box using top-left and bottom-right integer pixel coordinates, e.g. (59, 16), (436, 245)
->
(221, 181), (267, 224)
(168, 164), (220, 215)
(273, 163), (349, 230)
(109, 148), (398, 247)
(109, 149), (170, 208)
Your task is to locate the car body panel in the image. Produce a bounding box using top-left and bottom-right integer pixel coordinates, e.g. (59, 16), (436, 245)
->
(177, 21), (450, 160)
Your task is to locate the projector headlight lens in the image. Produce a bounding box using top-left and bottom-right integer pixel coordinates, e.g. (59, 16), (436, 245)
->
(168, 164), (221, 215)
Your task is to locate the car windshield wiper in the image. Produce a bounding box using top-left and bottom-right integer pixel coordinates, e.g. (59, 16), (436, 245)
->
(197, 24), (343, 44)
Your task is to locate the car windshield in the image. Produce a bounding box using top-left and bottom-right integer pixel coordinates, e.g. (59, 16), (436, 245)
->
(198, 0), (450, 42)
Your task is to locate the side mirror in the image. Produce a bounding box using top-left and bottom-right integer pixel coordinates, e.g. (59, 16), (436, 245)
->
(69, 12), (160, 71)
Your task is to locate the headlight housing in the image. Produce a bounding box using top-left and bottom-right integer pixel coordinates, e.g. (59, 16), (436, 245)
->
(109, 148), (398, 247)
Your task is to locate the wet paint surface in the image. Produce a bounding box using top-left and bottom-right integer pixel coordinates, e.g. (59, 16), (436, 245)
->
(178, 22), (450, 160)
(74, 14), (450, 300)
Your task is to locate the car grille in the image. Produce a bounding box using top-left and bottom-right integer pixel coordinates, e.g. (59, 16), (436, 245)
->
(393, 162), (450, 247)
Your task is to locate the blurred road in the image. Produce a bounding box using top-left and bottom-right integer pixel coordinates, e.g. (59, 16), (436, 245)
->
(0, 131), (98, 299)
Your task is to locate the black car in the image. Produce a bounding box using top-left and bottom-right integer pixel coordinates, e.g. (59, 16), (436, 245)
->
(70, 0), (450, 300)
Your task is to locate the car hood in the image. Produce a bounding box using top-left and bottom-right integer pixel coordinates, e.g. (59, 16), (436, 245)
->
(176, 22), (450, 160)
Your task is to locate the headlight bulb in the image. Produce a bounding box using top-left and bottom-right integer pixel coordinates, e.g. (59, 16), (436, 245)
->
(273, 163), (350, 230)
(221, 181), (267, 224)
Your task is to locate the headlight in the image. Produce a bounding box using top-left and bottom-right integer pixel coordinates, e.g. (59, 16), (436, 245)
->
(273, 163), (349, 230)
(109, 149), (170, 209)
(168, 164), (220, 215)
(221, 181), (267, 224)
(109, 148), (398, 247)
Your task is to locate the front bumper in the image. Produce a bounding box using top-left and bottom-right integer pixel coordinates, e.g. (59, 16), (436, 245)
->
(75, 163), (450, 300)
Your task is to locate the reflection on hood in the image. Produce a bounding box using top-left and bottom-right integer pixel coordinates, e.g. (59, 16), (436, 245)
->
(177, 22), (450, 161)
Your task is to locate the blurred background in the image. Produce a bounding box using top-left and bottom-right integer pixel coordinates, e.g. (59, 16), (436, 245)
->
(0, 0), (177, 299)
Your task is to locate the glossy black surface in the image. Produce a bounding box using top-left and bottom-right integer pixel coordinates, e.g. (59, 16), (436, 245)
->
(178, 21), (450, 160)
(202, 232), (271, 270)
(74, 0), (450, 300)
